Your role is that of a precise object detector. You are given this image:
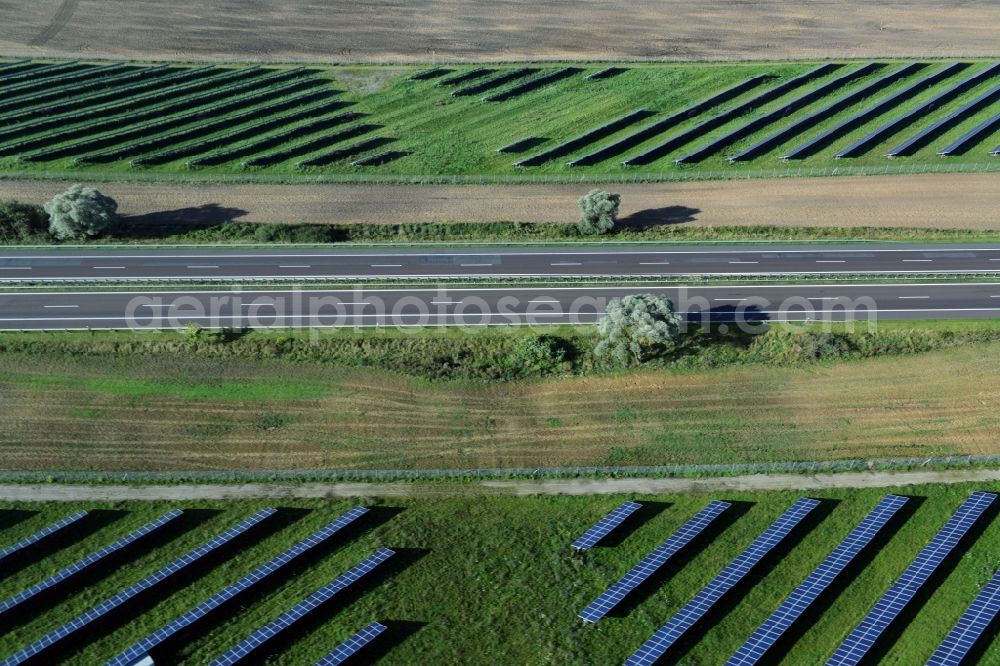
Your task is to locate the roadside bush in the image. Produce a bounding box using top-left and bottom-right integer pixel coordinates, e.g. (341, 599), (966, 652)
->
(44, 184), (118, 240)
(510, 335), (568, 376)
(595, 293), (683, 365)
(0, 199), (48, 243)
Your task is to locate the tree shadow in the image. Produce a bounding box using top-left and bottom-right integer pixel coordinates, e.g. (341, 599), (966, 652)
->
(119, 203), (249, 235)
(236, 547), (430, 666)
(598, 501), (671, 548)
(755, 495), (924, 665)
(861, 495), (1000, 666)
(0, 509), (127, 584)
(611, 500), (754, 617)
(659, 499), (837, 665)
(618, 206), (700, 229)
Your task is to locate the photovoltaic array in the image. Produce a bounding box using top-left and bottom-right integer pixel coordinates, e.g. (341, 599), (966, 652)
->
(211, 547), (395, 666)
(825, 491), (997, 666)
(0, 511), (88, 565)
(0, 509), (182, 618)
(106, 506), (369, 666)
(2, 508), (276, 666)
(625, 498), (821, 666)
(571, 501), (643, 551)
(579, 500), (730, 623)
(926, 566), (1000, 666)
(726, 494), (909, 666)
(314, 621), (388, 666)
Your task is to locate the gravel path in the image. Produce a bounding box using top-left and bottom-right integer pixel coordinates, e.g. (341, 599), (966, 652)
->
(4, 468), (1000, 501)
(2, 173), (998, 229)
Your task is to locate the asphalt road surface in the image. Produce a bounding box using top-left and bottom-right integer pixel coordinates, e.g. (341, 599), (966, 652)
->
(2, 244), (1000, 281)
(2, 283), (998, 329)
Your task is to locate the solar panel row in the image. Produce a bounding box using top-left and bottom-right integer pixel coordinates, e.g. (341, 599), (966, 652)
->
(107, 506), (370, 666)
(938, 112), (1000, 156)
(783, 61), (965, 160)
(677, 63), (878, 164)
(733, 62), (923, 162)
(726, 494), (909, 666)
(826, 491), (997, 666)
(926, 566), (1000, 666)
(2, 509), (276, 666)
(888, 80), (1000, 156)
(836, 62), (1000, 158)
(314, 622), (388, 666)
(579, 500), (731, 623)
(625, 498), (821, 666)
(0, 509), (182, 618)
(622, 65), (836, 166)
(571, 501), (643, 551)
(0, 511), (88, 565)
(211, 547), (395, 666)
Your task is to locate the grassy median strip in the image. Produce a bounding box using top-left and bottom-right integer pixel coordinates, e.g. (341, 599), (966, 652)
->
(1, 323), (999, 471)
(1, 484), (998, 664)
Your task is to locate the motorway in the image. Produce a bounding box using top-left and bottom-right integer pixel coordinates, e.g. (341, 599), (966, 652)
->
(2, 283), (998, 329)
(2, 244), (1000, 281)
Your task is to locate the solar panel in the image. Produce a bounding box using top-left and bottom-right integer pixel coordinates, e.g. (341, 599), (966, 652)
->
(836, 62), (1000, 158)
(625, 498), (821, 666)
(926, 567), (1000, 666)
(572, 501), (643, 551)
(211, 547), (395, 666)
(888, 80), (1000, 156)
(783, 62), (965, 160)
(937, 111), (1000, 156)
(826, 491), (997, 666)
(106, 507), (370, 666)
(579, 500), (731, 623)
(726, 495), (909, 666)
(1, 509), (276, 666)
(314, 622), (388, 666)
(0, 509), (182, 619)
(0, 511), (89, 565)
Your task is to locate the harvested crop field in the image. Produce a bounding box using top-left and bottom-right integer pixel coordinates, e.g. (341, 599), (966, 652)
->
(1, 342), (999, 472)
(3, 173), (998, 229)
(2, 1), (1000, 63)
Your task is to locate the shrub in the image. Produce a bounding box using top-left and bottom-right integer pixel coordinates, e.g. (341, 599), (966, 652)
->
(511, 335), (568, 376)
(0, 199), (49, 243)
(44, 184), (118, 240)
(577, 189), (620, 235)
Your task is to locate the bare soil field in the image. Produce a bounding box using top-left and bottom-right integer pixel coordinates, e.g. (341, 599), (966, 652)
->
(1, 1), (999, 63)
(2, 173), (998, 229)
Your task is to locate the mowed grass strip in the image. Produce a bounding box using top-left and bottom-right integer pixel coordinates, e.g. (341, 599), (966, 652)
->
(0, 485), (998, 664)
(1, 342), (998, 471)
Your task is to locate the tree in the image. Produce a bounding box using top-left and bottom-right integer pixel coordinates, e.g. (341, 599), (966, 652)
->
(44, 184), (118, 241)
(577, 189), (620, 235)
(595, 293), (683, 365)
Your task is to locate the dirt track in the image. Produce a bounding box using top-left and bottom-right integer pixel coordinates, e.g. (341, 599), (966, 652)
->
(2, 173), (998, 229)
(2, 1), (999, 63)
(4, 467), (1000, 500)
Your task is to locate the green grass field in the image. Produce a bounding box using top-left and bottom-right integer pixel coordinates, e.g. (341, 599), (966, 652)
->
(2, 324), (1000, 472)
(1, 58), (999, 182)
(1, 484), (998, 664)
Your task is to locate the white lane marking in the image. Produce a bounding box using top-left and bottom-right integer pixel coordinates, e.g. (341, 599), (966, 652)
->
(370, 264), (402, 267)
(639, 261), (671, 265)
(713, 298), (744, 302)
(187, 265), (219, 269)
(529, 299), (559, 303)
(42, 305), (78, 308)
(728, 261), (759, 264)
(460, 263), (494, 267)
(278, 265), (311, 268)
(92, 266), (125, 269)
(902, 259), (933, 262)
(816, 260), (846, 263)
(898, 296), (930, 299)
(551, 262), (583, 266)
(0, 267), (31, 270)
(431, 300), (460, 305)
